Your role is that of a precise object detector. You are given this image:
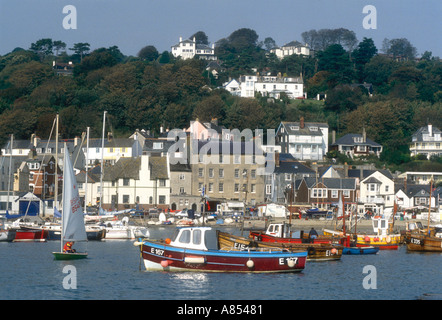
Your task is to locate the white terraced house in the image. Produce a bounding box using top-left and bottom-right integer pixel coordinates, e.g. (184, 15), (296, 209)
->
(410, 124), (442, 159)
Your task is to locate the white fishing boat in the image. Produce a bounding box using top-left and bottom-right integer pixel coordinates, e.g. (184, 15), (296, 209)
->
(102, 216), (149, 239)
(52, 144), (88, 260)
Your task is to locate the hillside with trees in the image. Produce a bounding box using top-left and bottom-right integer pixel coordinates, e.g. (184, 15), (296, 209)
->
(0, 28), (441, 172)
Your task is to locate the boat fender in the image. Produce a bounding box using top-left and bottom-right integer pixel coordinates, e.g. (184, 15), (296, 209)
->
(246, 260), (254, 269)
(307, 247), (316, 256)
(287, 259), (296, 268)
(386, 236), (391, 243)
(331, 248), (338, 255)
(160, 260), (169, 268)
(364, 236), (370, 242)
(133, 241), (143, 246)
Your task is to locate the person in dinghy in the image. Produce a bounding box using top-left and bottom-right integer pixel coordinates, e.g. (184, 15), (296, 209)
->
(63, 241), (76, 253)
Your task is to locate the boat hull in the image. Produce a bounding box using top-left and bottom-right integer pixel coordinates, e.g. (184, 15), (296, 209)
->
(406, 234), (442, 252)
(52, 252), (88, 260)
(140, 240), (307, 273)
(323, 229), (400, 250)
(249, 231), (342, 245)
(13, 228), (48, 242)
(219, 231), (342, 261)
(343, 246), (379, 255)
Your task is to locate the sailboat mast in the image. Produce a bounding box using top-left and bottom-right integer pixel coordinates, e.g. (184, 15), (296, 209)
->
(54, 114), (59, 214)
(99, 111), (107, 211)
(6, 135), (13, 214)
(84, 127), (89, 212)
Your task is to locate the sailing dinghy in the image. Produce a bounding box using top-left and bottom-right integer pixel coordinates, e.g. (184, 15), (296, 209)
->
(52, 145), (88, 260)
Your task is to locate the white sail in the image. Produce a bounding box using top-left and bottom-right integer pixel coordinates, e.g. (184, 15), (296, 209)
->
(62, 145), (87, 242)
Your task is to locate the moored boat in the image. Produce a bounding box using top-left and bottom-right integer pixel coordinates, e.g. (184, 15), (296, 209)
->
(217, 231), (342, 261)
(13, 227), (48, 242)
(135, 226), (308, 273)
(250, 222), (344, 245)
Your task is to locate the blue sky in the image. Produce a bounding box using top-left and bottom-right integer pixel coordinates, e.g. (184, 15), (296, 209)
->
(1, 0), (441, 57)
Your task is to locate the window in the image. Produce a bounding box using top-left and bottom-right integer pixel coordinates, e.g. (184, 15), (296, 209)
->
(192, 229), (201, 245)
(234, 183), (240, 193)
(209, 168), (214, 178)
(159, 179), (166, 187)
(219, 183), (224, 193)
(123, 178), (130, 186)
(251, 169), (256, 179)
(159, 196), (166, 204)
(123, 195), (129, 203)
(385, 185), (389, 192)
(285, 174), (291, 181)
(179, 230), (191, 243)
(343, 190), (350, 198)
(251, 184), (256, 193)
(179, 187), (185, 194)
(331, 190), (338, 198)
(179, 174), (185, 180)
(208, 183), (213, 193)
(234, 169), (240, 178)
(198, 168), (204, 177)
(219, 169), (224, 178)
(266, 184), (272, 195)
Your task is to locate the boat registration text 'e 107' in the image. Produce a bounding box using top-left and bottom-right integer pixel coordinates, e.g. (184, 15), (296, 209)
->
(151, 248), (165, 256)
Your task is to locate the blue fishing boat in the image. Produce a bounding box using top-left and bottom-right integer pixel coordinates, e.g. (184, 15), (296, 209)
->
(343, 246), (379, 255)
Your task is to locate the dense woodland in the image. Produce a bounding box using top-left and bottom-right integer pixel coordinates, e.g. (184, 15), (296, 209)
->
(0, 28), (441, 173)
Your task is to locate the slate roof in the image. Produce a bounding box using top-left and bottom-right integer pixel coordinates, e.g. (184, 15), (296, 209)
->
(149, 156), (168, 180)
(412, 125), (442, 142)
(331, 134), (381, 147)
(193, 140), (263, 155)
(274, 160), (315, 175)
(303, 177), (356, 189)
(103, 157), (141, 181)
(348, 169), (393, 180)
(279, 121), (328, 136)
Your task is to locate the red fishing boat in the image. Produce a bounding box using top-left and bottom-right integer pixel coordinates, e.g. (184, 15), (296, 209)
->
(249, 223), (345, 245)
(13, 227), (48, 242)
(134, 226), (308, 273)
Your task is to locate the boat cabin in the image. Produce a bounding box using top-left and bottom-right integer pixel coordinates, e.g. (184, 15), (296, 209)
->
(265, 223), (293, 238)
(170, 227), (219, 251)
(372, 217), (390, 236)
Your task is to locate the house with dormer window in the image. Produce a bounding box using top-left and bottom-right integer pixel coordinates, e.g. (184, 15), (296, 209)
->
(410, 124), (442, 159)
(330, 128), (383, 158)
(171, 36), (216, 60)
(276, 119), (329, 161)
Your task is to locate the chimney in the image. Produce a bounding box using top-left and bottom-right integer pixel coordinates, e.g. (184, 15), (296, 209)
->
(275, 151), (280, 168)
(332, 130), (336, 144)
(300, 117), (305, 129)
(74, 136), (80, 147)
(107, 132), (113, 142)
(179, 36), (182, 43)
(362, 127), (366, 143)
(428, 124), (433, 136)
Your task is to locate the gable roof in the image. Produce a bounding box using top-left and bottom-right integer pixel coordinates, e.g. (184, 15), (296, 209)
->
(279, 121), (328, 136)
(303, 177), (356, 189)
(331, 134), (381, 147)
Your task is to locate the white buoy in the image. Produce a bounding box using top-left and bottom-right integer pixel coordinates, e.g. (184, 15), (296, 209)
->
(287, 259), (296, 268)
(246, 260), (254, 268)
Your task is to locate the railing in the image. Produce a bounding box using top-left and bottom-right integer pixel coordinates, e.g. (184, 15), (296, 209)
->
(358, 197), (384, 204)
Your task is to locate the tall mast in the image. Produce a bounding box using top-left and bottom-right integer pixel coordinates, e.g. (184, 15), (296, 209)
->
(84, 127), (89, 212)
(54, 114), (59, 212)
(6, 134), (13, 214)
(99, 111), (107, 211)
(427, 177), (433, 235)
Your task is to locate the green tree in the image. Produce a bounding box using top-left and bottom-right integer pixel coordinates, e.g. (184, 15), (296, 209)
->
(137, 45), (159, 62)
(352, 37), (377, 82)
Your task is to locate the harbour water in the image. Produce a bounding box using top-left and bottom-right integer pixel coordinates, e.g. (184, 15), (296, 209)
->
(1, 226), (441, 301)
